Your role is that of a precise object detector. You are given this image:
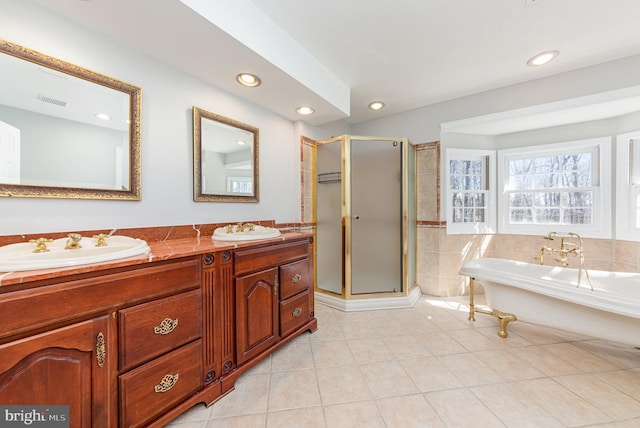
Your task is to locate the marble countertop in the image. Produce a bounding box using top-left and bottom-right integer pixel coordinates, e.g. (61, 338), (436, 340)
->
(0, 231), (312, 289)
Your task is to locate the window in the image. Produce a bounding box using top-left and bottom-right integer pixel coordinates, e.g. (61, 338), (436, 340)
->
(498, 138), (611, 238)
(445, 149), (496, 234)
(616, 131), (640, 241)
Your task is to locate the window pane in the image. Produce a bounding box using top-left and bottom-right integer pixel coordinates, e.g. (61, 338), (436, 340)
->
(562, 191), (592, 207)
(452, 192), (463, 207)
(534, 208), (561, 224)
(510, 208), (532, 223)
(563, 208), (592, 224)
(534, 157), (557, 174)
(474, 208), (485, 222)
(534, 192), (560, 207)
(509, 193), (532, 207)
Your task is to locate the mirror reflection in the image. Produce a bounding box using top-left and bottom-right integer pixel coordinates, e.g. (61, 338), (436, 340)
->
(193, 107), (259, 202)
(0, 39), (141, 200)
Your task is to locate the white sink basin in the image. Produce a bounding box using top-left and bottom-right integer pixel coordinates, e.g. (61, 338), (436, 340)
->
(0, 235), (150, 272)
(212, 225), (281, 241)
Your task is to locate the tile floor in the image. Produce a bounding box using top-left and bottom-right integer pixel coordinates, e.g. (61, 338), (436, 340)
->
(166, 295), (640, 427)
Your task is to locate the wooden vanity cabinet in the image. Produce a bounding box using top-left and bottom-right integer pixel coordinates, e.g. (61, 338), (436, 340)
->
(0, 316), (112, 427)
(0, 234), (317, 427)
(233, 238), (315, 367)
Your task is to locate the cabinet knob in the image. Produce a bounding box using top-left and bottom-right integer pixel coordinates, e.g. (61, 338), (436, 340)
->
(292, 307), (302, 318)
(155, 373), (179, 393)
(292, 274), (302, 283)
(154, 317), (179, 335)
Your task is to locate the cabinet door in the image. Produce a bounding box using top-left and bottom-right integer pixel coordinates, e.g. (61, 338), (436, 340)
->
(235, 268), (279, 365)
(0, 316), (112, 428)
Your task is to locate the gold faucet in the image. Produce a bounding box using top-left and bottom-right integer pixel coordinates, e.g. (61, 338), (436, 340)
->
(540, 231), (593, 290)
(29, 237), (53, 253)
(65, 233), (83, 250)
(92, 234), (110, 247)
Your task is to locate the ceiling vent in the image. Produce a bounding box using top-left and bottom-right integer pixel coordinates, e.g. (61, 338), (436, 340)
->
(524, 0), (542, 7)
(37, 94), (68, 107)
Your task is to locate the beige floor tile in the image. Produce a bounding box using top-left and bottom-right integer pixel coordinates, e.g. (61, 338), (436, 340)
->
(541, 342), (621, 372)
(473, 348), (545, 381)
(417, 331), (468, 355)
(205, 413), (266, 428)
(447, 328), (506, 352)
(381, 334), (433, 359)
(169, 299), (640, 427)
(165, 403), (211, 426)
(471, 383), (564, 428)
(425, 388), (506, 427)
(400, 356), (464, 392)
(358, 361), (420, 399)
(271, 341), (314, 372)
(437, 352), (504, 387)
(266, 406), (325, 428)
(316, 365), (373, 405)
(311, 340), (356, 367)
(209, 373), (269, 418)
(595, 369), (640, 401)
(510, 345), (583, 376)
(554, 372), (640, 420)
(514, 377), (611, 426)
(323, 401), (385, 428)
(308, 319), (345, 342)
(268, 368), (321, 411)
(347, 337), (394, 364)
(376, 394), (445, 428)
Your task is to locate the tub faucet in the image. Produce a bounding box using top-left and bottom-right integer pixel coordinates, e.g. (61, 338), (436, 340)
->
(540, 231), (593, 290)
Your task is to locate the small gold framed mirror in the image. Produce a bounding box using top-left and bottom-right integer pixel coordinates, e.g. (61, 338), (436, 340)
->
(193, 107), (259, 202)
(0, 39), (141, 200)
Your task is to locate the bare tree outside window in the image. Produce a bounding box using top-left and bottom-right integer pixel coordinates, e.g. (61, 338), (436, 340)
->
(506, 152), (593, 226)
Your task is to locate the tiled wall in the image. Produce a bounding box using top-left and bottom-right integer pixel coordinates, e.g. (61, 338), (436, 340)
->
(415, 141), (640, 297)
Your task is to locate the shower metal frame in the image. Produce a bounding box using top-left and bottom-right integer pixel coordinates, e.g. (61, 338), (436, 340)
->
(313, 134), (415, 300)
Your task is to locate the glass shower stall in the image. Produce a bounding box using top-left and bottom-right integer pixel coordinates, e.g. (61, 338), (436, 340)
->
(315, 135), (416, 305)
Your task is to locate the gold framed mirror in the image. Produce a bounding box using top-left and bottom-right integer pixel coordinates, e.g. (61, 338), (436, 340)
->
(193, 107), (259, 202)
(0, 39), (141, 200)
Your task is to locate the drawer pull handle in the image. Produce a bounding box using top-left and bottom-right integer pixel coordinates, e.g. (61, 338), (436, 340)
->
(292, 307), (302, 318)
(154, 318), (178, 335)
(292, 274), (302, 283)
(96, 332), (105, 368)
(155, 373), (179, 393)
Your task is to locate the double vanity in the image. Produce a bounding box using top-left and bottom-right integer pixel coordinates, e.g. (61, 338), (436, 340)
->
(0, 225), (317, 427)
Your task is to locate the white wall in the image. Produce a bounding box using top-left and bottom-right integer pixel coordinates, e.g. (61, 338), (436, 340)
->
(1, 2), (300, 235)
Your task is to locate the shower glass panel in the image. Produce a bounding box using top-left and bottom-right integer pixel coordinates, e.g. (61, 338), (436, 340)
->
(349, 138), (402, 294)
(316, 138), (343, 295)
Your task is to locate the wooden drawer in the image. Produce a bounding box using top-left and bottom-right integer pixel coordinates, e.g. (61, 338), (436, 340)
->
(119, 340), (203, 428)
(0, 258), (200, 343)
(280, 258), (311, 300)
(280, 290), (311, 337)
(119, 289), (202, 371)
(234, 239), (309, 276)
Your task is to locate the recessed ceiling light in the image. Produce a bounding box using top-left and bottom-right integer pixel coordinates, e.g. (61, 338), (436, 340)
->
(527, 50), (559, 66)
(237, 140), (246, 145)
(95, 113), (112, 120)
(296, 106), (315, 115)
(368, 101), (385, 111)
(236, 73), (261, 87)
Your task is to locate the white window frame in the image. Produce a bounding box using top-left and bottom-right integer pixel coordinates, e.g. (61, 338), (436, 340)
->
(498, 138), (611, 238)
(445, 149), (496, 235)
(615, 131), (640, 241)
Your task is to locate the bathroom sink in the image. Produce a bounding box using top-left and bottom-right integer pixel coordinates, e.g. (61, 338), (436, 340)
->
(212, 225), (281, 241)
(0, 235), (150, 272)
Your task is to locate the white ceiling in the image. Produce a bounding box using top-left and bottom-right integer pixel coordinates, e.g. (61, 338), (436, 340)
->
(24, 0), (640, 128)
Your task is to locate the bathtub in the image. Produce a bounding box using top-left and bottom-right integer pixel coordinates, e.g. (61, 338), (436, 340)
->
(459, 258), (640, 346)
